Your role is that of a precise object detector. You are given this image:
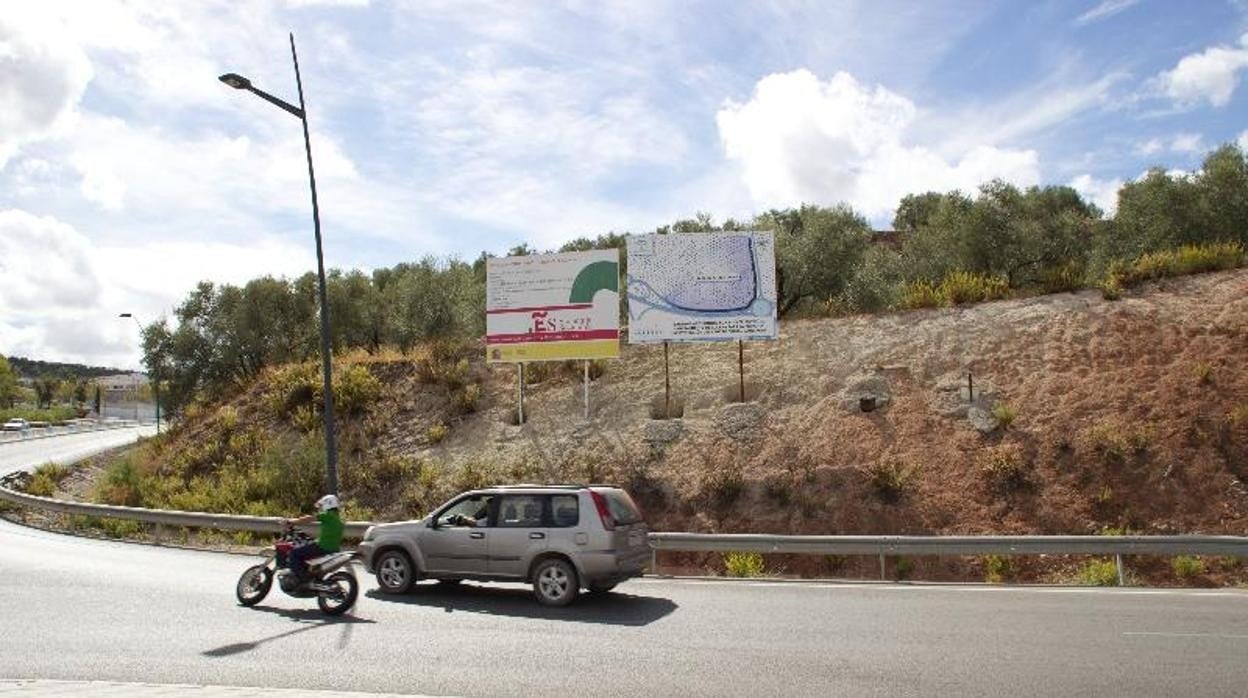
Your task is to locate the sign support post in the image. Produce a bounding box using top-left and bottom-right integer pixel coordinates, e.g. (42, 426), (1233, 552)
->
(663, 341), (672, 419)
(517, 363), (525, 425)
(738, 340), (746, 403)
(583, 360), (590, 420)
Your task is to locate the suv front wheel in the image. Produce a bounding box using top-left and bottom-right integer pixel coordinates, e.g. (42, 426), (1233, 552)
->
(532, 558), (579, 607)
(375, 549), (415, 594)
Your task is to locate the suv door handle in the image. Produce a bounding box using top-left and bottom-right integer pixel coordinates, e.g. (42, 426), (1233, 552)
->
(529, 532), (545, 539)
(469, 531), (485, 539)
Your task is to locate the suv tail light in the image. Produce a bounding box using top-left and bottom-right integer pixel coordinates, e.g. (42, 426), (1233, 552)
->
(589, 490), (615, 531)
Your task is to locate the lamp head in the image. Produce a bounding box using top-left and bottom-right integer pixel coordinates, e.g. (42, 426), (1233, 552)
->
(218, 73), (252, 90)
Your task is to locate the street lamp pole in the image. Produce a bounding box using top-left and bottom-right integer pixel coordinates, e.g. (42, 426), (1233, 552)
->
(119, 313), (160, 434)
(219, 33), (338, 495)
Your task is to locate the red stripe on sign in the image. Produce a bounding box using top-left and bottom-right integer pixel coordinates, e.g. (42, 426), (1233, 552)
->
(486, 303), (593, 315)
(486, 329), (619, 344)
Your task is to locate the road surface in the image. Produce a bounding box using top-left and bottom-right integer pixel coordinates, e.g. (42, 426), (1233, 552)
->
(1, 429), (1246, 696)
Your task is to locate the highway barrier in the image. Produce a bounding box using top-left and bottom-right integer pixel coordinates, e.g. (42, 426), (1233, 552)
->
(2, 476), (1245, 584)
(0, 420), (149, 444)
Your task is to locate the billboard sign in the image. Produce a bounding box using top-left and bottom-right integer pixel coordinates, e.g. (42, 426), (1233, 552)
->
(626, 231), (778, 343)
(486, 249), (620, 363)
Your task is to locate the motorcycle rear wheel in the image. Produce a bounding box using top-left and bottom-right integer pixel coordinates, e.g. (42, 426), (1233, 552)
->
(317, 571), (359, 616)
(236, 564), (272, 606)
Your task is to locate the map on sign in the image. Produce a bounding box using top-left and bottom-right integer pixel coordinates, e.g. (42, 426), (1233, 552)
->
(626, 231), (777, 343)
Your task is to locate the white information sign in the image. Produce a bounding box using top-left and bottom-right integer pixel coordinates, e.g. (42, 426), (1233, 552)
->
(626, 231), (778, 343)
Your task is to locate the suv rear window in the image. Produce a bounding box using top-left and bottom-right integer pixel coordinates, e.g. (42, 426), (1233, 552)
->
(597, 489), (642, 525)
(550, 495), (579, 527)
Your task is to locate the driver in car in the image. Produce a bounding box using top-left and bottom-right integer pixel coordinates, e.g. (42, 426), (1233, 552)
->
(449, 499), (490, 527)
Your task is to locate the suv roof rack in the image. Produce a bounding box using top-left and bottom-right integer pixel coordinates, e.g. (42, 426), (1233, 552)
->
(490, 483), (587, 490)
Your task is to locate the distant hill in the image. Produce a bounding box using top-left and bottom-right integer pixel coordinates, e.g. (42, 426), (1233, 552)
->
(6, 357), (126, 380)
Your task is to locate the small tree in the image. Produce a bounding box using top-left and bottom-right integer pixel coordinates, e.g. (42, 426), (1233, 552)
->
(0, 355), (18, 408)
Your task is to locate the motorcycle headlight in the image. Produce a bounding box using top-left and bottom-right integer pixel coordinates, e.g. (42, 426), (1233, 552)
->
(363, 525), (375, 541)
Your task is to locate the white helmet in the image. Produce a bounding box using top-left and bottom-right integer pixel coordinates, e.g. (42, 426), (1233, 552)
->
(316, 494), (340, 513)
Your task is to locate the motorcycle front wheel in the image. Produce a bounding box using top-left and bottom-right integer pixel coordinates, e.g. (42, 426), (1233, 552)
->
(317, 571), (359, 616)
(236, 564), (273, 606)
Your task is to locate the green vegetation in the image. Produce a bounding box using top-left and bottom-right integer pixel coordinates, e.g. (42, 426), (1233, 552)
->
(426, 423), (449, 444)
(992, 402), (1017, 430)
(983, 555), (1014, 584)
(25, 462), (72, 497)
(0, 406), (80, 423)
(867, 460), (918, 503)
(1192, 361), (1214, 385)
(724, 552), (767, 578)
(980, 447), (1029, 493)
(139, 144), (1248, 419)
(1172, 555), (1207, 579)
(1077, 558), (1120, 586)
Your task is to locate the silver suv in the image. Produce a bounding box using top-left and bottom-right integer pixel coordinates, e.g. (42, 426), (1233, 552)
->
(356, 484), (650, 606)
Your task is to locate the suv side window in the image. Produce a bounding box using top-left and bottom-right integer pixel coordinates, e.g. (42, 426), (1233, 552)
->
(496, 495), (544, 528)
(437, 495), (493, 527)
(550, 495), (579, 528)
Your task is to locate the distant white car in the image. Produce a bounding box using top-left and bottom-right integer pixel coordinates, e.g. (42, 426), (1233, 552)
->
(2, 418), (30, 432)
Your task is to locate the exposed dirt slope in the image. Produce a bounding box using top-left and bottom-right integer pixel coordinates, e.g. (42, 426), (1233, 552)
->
(86, 269), (1248, 582)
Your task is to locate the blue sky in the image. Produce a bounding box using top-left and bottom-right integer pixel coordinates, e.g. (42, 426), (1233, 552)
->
(2, 0), (1247, 367)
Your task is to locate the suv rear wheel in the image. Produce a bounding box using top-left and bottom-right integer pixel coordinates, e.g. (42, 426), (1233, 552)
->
(533, 558), (579, 607)
(375, 549), (414, 594)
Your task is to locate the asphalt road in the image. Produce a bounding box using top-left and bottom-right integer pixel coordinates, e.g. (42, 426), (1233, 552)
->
(2, 431), (1247, 696)
(0, 426), (155, 477)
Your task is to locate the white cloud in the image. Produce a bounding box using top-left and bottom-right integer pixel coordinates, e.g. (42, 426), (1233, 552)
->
(1069, 174), (1123, 216)
(1238, 130), (1248, 150)
(1156, 34), (1248, 107)
(0, 209), (102, 310)
(1137, 138), (1164, 155)
(1074, 0), (1140, 26)
(716, 70), (1040, 222)
(0, 12), (92, 169)
(1169, 132), (1204, 153)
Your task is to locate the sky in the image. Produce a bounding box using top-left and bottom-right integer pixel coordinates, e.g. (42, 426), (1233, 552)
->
(2, 0), (1247, 370)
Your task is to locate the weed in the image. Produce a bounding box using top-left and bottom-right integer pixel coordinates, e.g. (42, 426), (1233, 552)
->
(724, 552), (766, 578)
(25, 462), (71, 497)
(867, 460), (917, 503)
(992, 402), (1017, 430)
(452, 383), (481, 415)
(335, 363), (383, 415)
(825, 554), (850, 572)
(291, 404), (320, 433)
(984, 554), (1013, 583)
(705, 468), (745, 509)
(900, 280), (944, 309)
(1039, 262), (1085, 294)
(894, 557), (914, 581)
(1172, 555), (1207, 579)
(426, 423), (449, 444)
(980, 446), (1030, 493)
(1077, 558), (1120, 586)
(1218, 556), (1242, 572)
(97, 517), (143, 539)
(763, 475), (792, 505)
(1192, 362), (1214, 385)
(1112, 241), (1244, 288)
(940, 271), (1010, 306)
(648, 396), (686, 420)
(96, 457), (145, 507)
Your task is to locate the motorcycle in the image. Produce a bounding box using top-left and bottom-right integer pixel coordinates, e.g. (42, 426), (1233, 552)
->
(235, 526), (359, 616)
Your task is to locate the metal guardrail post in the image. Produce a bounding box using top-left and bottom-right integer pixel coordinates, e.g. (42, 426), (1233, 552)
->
(879, 553), (886, 580)
(1116, 554), (1126, 586)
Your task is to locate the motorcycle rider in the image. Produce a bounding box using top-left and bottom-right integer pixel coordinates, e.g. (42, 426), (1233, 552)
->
(283, 494), (344, 583)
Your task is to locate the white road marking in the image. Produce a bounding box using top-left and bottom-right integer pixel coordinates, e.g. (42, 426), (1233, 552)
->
(1123, 631), (1248, 640)
(635, 577), (1248, 597)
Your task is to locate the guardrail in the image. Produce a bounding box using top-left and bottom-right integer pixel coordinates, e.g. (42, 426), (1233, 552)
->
(0, 420), (149, 444)
(2, 481), (1244, 585)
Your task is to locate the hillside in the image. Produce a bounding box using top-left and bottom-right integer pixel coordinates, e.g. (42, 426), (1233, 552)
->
(63, 268), (1248, 583)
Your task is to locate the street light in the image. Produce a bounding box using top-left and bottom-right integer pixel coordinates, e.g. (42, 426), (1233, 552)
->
(120, 313), (160, 434)
(219, 33), (339, 496)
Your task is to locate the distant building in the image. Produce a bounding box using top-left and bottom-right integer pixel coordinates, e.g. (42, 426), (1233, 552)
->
(95, 373), (147, 393)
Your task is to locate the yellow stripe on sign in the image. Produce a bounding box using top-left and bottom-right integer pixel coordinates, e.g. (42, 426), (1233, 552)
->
(486, 339), (619, 363)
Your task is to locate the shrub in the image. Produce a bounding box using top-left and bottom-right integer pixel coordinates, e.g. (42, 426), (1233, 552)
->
(1111, 241), (1244, 288)
(1039, 262), (1085, 294)
(984, 554), (1013, 583)
(980, 447), (1029, 493)
(217, 405), (239, 432)
(867, 460), (917, 503)
(1077, 558), (1120, 586)
(1192, 362), (1214, 385)
(1172, 555), (1207, 579)
(267, 363), (320, 418)
(426, 423), (449, 444)
(705, 468), (745, 509)
(452, 383), (481, 415)
(894, 557), (914, 580)
(96, 457), (146, 507)
(335, 363), (382, 416)
(940, 271), (1010, 305)
(25, 462), (71, 497)
(648, 396), (685, 420)
(0, 406), (80, 423)
(724, 552), (766, 578)
(992, 402), (1017, 430)
(900, 280), (944, 309)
